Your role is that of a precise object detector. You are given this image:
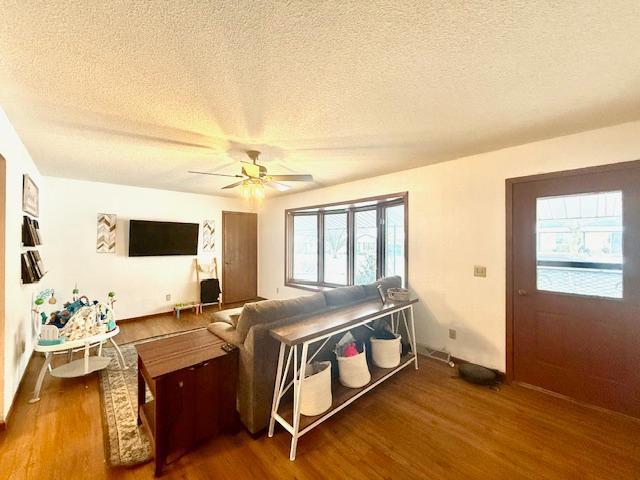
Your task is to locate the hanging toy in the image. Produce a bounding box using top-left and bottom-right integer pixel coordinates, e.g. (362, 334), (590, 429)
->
(49, 289), (57, 305)
(72, 284), (80, 302)
(33, 289), (55, 325)
(105, 292), (117, 330)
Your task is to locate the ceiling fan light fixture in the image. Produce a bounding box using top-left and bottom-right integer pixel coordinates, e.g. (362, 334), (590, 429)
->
(240, 179), (265, 201)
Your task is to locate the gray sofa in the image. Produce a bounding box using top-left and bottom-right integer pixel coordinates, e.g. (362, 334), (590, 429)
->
(207, 276), (402, 434)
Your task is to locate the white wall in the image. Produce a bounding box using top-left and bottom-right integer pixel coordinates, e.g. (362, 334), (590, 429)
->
(0, 107), (43, 418)
(258, 120), (640, 371)
(41, 177), (251, 320)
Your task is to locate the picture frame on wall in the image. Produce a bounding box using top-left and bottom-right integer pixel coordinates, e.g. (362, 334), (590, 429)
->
(97, 213), (117, 253)
(22, 174), (39, 217)
(202, 219), (215, 252)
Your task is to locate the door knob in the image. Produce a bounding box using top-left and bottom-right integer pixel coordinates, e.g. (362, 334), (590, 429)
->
(517, 289), (527, 296)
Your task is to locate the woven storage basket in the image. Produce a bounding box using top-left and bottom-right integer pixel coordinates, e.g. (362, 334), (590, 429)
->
(300, 361), (332, 416)
(370, 333), (401, 368)
(337, 346), (371, 388)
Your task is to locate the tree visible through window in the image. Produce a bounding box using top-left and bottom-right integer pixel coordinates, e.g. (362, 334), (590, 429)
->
(354, 210), (377, 284)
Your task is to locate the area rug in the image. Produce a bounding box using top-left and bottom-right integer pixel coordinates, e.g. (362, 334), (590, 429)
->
(98, 328), (207, 467)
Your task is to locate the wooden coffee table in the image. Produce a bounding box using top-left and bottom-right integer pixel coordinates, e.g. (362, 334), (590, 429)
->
(136, 329), (239, 476)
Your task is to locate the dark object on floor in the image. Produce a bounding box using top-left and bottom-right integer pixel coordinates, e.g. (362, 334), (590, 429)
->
(458, 363), (498, 386)
(200, 278), (221, 303)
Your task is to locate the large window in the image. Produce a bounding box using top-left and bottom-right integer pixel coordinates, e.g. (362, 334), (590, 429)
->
(286, 193), (407, 289)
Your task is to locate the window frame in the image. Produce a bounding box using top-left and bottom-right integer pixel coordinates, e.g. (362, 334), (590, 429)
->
(285, 192), (408, 291)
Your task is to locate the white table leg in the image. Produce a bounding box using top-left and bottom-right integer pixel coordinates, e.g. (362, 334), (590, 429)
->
(268, 343), (287, 437)
(98, 341), (104, 357)
(109, 337), (128, 370)
(84, 344), (90, 374)
(290, 343), (308, 461)
(29, 353), (53, 403)
(409, 306), (419, 369)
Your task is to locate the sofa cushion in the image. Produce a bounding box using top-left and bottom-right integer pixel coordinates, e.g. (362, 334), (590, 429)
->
(363, 276), (402, 298)
(210, 306), (243, 327)
(323, 285), (366, 307)
(207, 322), (242, 346)
(235, 292), (327, 342)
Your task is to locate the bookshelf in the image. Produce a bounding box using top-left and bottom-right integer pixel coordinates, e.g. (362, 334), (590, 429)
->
(21, 214), (45, 284)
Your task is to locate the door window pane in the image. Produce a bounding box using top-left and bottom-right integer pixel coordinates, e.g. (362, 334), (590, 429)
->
(385, 205), (405, 285)
(324, 213), (347, 284)
(293, 215), (318, 281)
(536, 191), (623, 298)
(354, 210), (377, 284)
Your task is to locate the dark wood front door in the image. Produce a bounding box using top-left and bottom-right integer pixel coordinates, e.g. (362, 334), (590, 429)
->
(509, 162), (640, 418)
(222, 211), (257, 304)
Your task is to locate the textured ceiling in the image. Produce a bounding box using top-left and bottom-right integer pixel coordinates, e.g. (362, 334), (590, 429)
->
(1, 1), (640, 197)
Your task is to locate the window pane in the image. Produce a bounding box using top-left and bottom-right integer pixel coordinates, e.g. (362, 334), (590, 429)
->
(354, 210), (377, 284)
(536, 191), (623, 298)
(385, 205), (405, 285)
(324, 213), (347, 284)
(293, 215), (318, 282)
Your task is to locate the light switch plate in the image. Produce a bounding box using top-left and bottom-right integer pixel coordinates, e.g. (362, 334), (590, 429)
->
(474, 265), (487, 277)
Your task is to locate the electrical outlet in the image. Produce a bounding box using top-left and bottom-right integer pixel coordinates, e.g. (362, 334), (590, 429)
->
(449, 328), (457, 340)
(166, 294), (171, 301)
(474, 265), (487, 277)
(276, 287), (279, 294)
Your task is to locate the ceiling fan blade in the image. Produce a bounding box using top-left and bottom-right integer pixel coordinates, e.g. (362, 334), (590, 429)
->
(268, 174), (313, 182)
(265, 181), (291, 192)
(222, 180), (244, 189)
(188, 171), (244, 178)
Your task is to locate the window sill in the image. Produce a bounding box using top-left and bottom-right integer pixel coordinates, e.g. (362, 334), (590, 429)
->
(285, 282), (335, 293)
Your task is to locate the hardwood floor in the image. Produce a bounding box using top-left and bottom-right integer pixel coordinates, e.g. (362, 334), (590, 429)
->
(115, 300), (259, 344)
(1, 314), (639, 479)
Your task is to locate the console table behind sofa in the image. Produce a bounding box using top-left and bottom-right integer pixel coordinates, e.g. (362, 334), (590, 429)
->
(268, 298), (419, 460)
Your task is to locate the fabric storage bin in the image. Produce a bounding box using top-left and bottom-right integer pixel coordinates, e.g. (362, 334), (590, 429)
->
(300, 361), (332, 416)
(370, 334), (401, 368)
(337, 346), (371, 388)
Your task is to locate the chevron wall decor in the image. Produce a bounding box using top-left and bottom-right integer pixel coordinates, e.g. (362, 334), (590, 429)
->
(203, 219), (215, 252)
(97, 213), (116, 253)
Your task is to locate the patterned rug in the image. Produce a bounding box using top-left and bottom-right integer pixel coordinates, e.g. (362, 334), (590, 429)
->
(99, 328), (207, 467)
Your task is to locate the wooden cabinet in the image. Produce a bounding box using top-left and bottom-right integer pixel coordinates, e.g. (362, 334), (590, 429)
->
(137, 330), (238, 476)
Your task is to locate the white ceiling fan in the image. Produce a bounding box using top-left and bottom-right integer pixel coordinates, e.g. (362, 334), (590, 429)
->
(188, 149), (313, 193)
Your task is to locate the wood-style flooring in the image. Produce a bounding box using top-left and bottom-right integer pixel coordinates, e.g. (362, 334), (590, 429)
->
(1, 312), (639, 480)
(115, 300), (257, 344)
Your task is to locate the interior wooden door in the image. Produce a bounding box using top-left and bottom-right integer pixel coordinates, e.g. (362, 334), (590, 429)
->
(222, 211), (257, 304)
(511, 163), (640, 418)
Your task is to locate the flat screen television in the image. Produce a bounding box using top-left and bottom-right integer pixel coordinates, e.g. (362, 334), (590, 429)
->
(128, 220), (199, 257)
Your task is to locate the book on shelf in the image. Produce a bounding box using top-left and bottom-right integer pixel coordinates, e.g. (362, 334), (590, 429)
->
(32, 219), (42, 244)
(28, 250), (42, 278)
(21, 253), (36, 283)
(22, 216), (42, 246)
(31, 250), (44, 276)
(21, 250), (45, 284)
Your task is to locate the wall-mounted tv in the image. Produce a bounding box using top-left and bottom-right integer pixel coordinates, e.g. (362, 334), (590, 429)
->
(128, 220), (199, 257)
